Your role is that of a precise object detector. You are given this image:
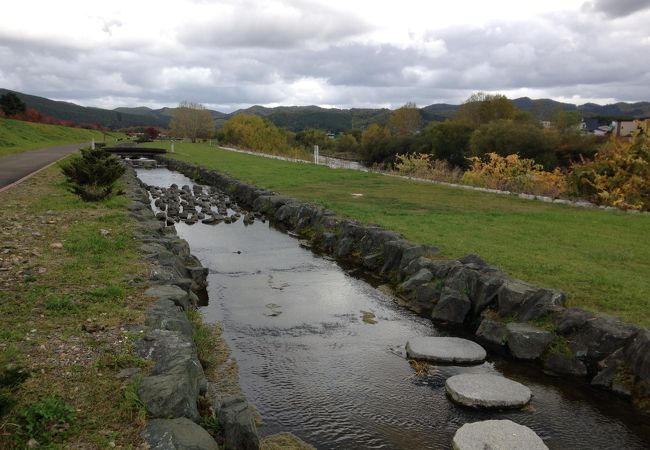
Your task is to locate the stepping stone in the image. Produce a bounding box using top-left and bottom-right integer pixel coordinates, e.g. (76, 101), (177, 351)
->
(445, 374), (531, 408)
(452, 420), (548, 450)
(405, 337), (486, 364)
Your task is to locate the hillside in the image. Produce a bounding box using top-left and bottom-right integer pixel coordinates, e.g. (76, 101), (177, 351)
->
(0, 89), (167, 129)
(3, 88), (650, 133)
(0, 117), (122, 157)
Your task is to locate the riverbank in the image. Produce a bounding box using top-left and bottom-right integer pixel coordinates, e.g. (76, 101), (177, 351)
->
(0, 165), (150, 448)
(146, 141), (650, 328)
(154, 155), (650, 417)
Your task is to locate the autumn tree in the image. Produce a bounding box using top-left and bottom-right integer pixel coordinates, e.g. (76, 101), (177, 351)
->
(455, 92), (517, 128)
(388, 102), (422, 135)
(0, 92), (26, 116)
(221, 114), (290, 153)
(170, 101), (215, 142)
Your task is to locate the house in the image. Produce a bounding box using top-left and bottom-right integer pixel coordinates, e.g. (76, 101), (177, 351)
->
(580, 117), (600, 133)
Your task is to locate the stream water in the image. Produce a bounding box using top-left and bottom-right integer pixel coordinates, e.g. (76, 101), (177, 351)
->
(137, 167), (650, 450)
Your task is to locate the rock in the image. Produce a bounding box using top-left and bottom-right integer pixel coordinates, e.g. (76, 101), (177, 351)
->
(592, 348), (625, 389)
(146, 285), (193, 311)
(506, 323), (554, 360)
(50, 242), (63, 249)
(139, 371), (200, 420)
(431, 286), (471, 324)
(399, 268), (433, 292)
(567, 315), (640, 363)
(405, 336), (486, 364)
(624, 329), (650, 382)
(445, 374), (532, 409)
(117, 367), (141, 379)
(497, 280), (565, 321)
(475, 318), (508, 349)
(542, 352), (587, 377)
(27, 438), (39, 449)
(334, 237), (355, 259)
(220, 395), (260, 450)
(452, 420), (548, 450)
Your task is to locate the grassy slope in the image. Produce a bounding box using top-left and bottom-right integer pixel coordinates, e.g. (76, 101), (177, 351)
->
(0, 117), (123, 157)
(155, 142), (650, 327)
(0, 166), (150, 448)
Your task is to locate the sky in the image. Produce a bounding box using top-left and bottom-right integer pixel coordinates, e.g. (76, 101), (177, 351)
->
(1, 0), (649, 112)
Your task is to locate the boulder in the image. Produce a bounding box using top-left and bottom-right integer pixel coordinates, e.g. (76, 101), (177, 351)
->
(145, 285), (193, 311)
(141, 418), (219, 450)
(220, 395), (260, 450)
(506, 323), (554, 360)
(566, 315), (640, 364)
(405, 336), (486, 364)
(542, 352), (587, 377)
(475, 319), (508, 349)
(624, 329), (650, 382)
(445, 374), (532, 409)
(452, 420), (548, 450)
(497, 280), (565, 321)
(399, 268), (434, 292)
(139, 372), (200, 420)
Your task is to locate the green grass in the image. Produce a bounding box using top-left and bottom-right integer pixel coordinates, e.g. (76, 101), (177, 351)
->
(0, 117), (124, 157)
(0, 166), (149, 447)
(151, 142), (650, 327)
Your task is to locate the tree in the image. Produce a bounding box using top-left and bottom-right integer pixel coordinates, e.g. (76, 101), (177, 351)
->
(0, 92), (26, 116)
(551, 110), (582, 134)
(221, 114), (290, 153)
(469, 119), (557, 168)
(388, 102), (422, 135)
(295, 128), (329, 150)
(335, 133), (359, 154)
(424, 121), (474, 168)
(144, 127), (160, 140)
(169, 101), (215, 142)
(455, 92), (517, 128)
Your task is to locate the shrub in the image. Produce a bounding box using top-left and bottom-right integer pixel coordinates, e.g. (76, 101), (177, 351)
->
(463, 152), (567, 197)
(569, 122), (650, 210)
(394, 153), (463, 183)
(60, 147), (125, 201)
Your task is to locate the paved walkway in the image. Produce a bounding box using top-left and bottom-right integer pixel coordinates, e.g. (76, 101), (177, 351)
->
(0, 143), (86, 191)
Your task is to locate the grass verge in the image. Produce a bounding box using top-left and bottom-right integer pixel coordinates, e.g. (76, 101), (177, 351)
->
(149, 142), (650, 327)
(0, 117), (124, 157)
(0, 164), (150, 448)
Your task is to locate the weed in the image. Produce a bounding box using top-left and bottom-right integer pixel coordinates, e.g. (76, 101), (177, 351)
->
(120, 375), (146, 426)
(548, 336), (573, 358)
(201, 415), (223, 436)
(408, 359), (430, 377)
(44, 295), (75, 312)
(87, 285), (126, 302)
(18, 395), (76, 444)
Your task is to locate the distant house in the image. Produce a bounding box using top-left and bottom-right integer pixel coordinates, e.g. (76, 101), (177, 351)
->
(539, 120), (551, 129)
(580, 118), (600, 133)
(613, 120), (643, 137)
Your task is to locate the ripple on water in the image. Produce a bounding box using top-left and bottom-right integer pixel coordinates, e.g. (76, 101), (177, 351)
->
(137, 168), (650, 450)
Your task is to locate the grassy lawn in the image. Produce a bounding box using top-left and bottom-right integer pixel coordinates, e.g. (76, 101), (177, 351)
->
(0, 165), (150, 448)
(151, 142), (650, 328)
(0, 117), (124, 157)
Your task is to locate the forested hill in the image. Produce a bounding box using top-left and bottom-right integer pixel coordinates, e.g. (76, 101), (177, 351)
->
(0, 89), (168, 128)
(2, 88), (649, 131)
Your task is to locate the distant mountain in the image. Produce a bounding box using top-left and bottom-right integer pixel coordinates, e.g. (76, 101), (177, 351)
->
(2, 88), (649, 132)
(0, 89), (168, 128)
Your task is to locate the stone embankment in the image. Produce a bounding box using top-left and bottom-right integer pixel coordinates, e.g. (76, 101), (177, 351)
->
(156, 155), (650, 413)
(122, 167), (261, 450)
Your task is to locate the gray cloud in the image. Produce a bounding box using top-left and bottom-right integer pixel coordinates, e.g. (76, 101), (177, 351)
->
(583, 0), (650, 17)
(1, 2), (649, 112)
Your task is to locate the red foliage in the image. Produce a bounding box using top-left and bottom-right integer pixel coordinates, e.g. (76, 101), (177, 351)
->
(144, 127), (160, 140)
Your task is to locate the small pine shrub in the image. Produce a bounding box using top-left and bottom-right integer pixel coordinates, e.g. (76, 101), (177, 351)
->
(60, 147), (125, 201)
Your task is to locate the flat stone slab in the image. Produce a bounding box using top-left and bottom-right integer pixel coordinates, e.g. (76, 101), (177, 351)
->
(452, 420), (548, 450)
(445, 374), (532, 408)
(405, 337), (486, 364)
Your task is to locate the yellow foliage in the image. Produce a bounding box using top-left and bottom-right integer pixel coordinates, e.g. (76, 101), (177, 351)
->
(570, 121), (650, 210)
(462, 152), (567, 197)
(394, 153), (463, 182)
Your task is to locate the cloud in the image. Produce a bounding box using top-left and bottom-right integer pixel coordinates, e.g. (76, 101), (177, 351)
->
(0, 1), (649, 111)
(583, 0), (650, 18)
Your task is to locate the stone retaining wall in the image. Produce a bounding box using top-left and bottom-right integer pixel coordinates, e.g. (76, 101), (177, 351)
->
(122, 167), (261, 450)
(156, 155), (650, 413)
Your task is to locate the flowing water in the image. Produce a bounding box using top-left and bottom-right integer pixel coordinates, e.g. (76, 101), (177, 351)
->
(137, 167), (650, 450)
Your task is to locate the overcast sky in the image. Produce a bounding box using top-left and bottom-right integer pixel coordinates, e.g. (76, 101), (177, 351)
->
(1, 0), (649, 112)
